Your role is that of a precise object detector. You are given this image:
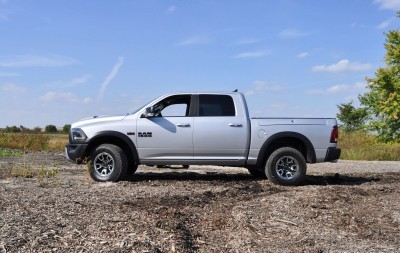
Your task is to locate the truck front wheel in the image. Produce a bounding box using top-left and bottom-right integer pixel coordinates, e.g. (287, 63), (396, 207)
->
(265, 147), (306, 186)
(90, 144), (127, 182)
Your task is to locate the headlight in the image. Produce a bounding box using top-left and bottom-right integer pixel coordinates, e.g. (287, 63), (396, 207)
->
(71, 128), (87, 142)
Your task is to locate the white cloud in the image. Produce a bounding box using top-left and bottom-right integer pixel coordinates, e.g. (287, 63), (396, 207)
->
(47, 74), (91, 88)
(377, 17), (394, 29)
(253, 80), (283, 91)
(233, 50), (269, 59)
(40, 92), (78, 103)
(312, 59), (372, 73)
(307, 82), (366, 95)
(98, 57), (124, 101)
(40, 92), (92, 105)
(279, 29), (311, 38)
(245, 90), (255, 96)
(83, 97), (93, 104)
(246, 80), (283, 95)
(0, 54), (78, 67)
(297, 52), (309, 59)
(176, 36), (211, 46)
(374, 0), (400, 10)
(167, 5), (176, 13)
(65, 74), (91, 87)
(1, 83), (27, 93)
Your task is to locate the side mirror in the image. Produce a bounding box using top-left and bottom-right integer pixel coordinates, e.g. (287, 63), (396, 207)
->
(141, 106), (156, 118)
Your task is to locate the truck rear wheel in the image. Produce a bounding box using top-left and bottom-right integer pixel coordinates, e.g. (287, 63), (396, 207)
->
(265, 147), (306, 186)
(90, 144), (127, 182)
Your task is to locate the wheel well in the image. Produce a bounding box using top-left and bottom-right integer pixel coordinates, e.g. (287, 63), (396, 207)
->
(85, 136), (137, 169)
(258, 137), (310, 167)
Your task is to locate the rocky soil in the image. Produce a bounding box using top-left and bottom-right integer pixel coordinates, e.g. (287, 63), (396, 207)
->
(0, 151), (399, 252)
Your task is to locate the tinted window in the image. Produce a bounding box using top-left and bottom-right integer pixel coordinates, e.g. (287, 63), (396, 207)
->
(199, 95), (235, 116)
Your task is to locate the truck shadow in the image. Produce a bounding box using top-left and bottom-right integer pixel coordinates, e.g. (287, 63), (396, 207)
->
(129, 171), (380, 186)
(131, 171), (255, 182)
(303, 173), (380, 186)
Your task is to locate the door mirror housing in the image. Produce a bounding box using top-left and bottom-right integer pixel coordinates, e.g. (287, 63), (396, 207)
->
(141, 106), (157, 118)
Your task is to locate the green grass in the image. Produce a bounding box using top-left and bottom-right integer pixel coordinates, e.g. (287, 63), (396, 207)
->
(0, 148), (22, 157)
(339, 131), (400, 161)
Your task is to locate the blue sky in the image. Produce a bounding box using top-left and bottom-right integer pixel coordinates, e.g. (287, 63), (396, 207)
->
(0, 0), (399, 128)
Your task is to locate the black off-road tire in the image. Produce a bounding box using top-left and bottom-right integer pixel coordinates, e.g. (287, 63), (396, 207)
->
(265, 147), (307, 186)
(124, 163), (138, 180)
(90, 144), (128, 182)
(247, 167), (267, 178)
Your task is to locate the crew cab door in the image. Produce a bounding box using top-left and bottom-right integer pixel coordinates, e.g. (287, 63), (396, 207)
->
(136, 95), (194, 162)
(193, 94), (248, 164)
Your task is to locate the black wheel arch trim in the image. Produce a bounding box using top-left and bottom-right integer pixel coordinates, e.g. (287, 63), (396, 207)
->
(86, 131), (139, 166)
(256, 131), (316, 167)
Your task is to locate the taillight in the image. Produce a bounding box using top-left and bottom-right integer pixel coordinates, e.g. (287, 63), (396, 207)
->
(330, 126), (339, 143)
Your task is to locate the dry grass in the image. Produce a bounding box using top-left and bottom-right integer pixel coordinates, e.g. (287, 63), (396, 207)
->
(46, 133), (68, 151)
(339, 131), (400, 161)
(0, 133), (67, 151)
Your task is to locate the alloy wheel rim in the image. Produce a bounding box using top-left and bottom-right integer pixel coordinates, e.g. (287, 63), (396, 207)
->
(94, 152), (115, 177)
(275, 156), (299, 180)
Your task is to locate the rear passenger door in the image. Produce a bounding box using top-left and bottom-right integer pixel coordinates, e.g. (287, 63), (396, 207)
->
(193, 94), (248, 162)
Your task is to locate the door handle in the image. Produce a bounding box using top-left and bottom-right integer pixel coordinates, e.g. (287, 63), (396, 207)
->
(177, 123), (191, 127)
(229, 123), (243, 127)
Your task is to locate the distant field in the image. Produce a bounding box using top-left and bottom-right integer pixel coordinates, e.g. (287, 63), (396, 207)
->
(0, 133), (68, 151)
(1, 131), (400, 161)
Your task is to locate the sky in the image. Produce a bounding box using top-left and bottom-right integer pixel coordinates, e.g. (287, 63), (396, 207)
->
(0, 0), (399, 128)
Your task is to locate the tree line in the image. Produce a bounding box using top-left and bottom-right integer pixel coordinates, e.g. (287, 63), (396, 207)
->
(336, 11), (400, 143)
(1, 125), (71, 133)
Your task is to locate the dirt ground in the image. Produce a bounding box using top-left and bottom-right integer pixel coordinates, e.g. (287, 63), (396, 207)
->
(0, 151), (399, 253)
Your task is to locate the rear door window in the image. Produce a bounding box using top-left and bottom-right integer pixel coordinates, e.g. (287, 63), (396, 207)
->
(198, 95), (235, 116)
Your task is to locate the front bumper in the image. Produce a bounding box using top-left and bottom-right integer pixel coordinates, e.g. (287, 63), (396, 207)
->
(65, 143), (88, 164)
(324, 147), (341, 162)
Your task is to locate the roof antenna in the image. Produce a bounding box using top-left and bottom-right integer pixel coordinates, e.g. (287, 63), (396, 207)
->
(233, 89), (238, 92)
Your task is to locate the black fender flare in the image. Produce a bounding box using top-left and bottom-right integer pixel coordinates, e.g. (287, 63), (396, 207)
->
(256, 131), (316, 166)
(87, 131), (139, 166)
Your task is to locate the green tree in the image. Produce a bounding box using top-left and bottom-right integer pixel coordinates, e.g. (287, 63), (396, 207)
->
(63, 124), (71, 133)
(359, 12), (400, 142)
(5, 125), (21, 133)
(336, 101), (368, 132)
(45, 125), (58, 133)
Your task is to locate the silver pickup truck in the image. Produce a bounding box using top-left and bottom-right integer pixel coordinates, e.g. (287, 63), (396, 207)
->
(66, 91), (340, 185)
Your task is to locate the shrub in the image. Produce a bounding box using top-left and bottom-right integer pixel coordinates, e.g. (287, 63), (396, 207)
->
(63, 124), (71, 133)
(45, 125), (58, 133)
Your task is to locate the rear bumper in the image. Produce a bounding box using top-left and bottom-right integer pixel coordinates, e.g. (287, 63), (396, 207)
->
(65, 143), (88, 164)
(325, 147), (341, 162)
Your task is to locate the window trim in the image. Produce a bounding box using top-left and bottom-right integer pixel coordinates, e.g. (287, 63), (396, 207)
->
(155, 94), (196, 118)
